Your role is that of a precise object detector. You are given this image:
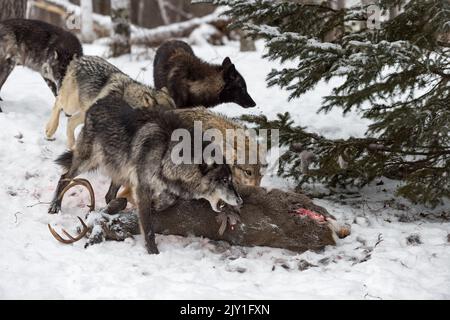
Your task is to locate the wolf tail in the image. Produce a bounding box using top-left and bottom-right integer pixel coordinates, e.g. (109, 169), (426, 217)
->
(55, 150), (73, 170)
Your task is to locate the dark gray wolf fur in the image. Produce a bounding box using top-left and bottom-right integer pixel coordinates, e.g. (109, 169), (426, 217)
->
(48, 97), (242, 254)
(153, 40), (256, 109)
(117, 107), (266, 204)
(0, 19), (82, 110)
(45, 55), (175, 147)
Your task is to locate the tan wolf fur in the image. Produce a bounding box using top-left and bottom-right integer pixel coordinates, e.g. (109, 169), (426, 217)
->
(174, 107), (266, 187)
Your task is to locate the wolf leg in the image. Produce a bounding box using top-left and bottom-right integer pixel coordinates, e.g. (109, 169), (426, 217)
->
(45, 99), (62, 139)
(43, 77), (58, 96)
(0, 58), (15, 104)
(48, 160), (95, 214)
(66, 112), (85, 148)
(49, 140), (95, 214)
(135, 184), (159, 254)
(48, 172), (74, 214)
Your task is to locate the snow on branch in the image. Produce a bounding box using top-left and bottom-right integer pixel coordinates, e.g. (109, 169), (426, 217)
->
(131, 7), (230, 46)
(31, 1), (230, 47)
(32, 0), (111, 30)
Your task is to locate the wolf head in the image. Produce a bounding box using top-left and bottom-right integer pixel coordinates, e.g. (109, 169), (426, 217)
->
(45, 50), (81, 90)
(197, 161), (243, 212)
(219, 57), (256, 108)
(41, 51), (60, 85)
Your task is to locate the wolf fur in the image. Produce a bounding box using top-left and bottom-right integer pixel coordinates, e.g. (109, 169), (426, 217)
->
(175, 107), (265, 186)
(117, 107), (266, 205)
(153, 40), (256, 109)
(49, 97), (243, 254)
(0, 19), (82, 107)
(45, 55), (175, 147)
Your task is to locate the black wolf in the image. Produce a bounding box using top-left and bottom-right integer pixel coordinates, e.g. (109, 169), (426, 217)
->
(153, 40), (256, 109)
(48, 97), (243, 254)
(0, 19), (82, 110)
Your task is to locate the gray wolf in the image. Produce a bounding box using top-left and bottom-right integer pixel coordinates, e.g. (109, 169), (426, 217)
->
(48, 97), (243, 254)
(117, 107), (266, 204)
(45, 55), (175, 147)
(153, 40), (256, 109)
(0, 19), (82, 110)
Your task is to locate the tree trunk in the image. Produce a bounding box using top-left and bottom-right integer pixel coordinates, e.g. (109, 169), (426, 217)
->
(337, 0), (346, 34)
(80, 0), (95, 43)
(132, 9), (229, 47)
(93, 0), (110, 16)
(157, 0), (170, 25)
(110, 0), (131, 57)
(83, 186), (349, 253)
(389, 5), (399, 20)
(138, 0), (145, 26)
(0, 0), (27, 21)
(239, 29), (256, 52)
(323, 0), (346, 41)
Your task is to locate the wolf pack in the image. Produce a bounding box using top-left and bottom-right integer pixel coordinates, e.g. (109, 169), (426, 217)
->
(0, 19), (267, 254)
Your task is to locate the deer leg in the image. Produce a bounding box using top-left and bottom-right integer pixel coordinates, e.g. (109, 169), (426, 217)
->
(105, 182), (121, 204)
(104, 198), (128, 215)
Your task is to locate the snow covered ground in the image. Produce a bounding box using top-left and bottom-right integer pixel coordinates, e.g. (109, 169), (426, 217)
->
(0, 41), (448, 299)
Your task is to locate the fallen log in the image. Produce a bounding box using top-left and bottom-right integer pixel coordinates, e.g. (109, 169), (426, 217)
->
(49, 181), (350, 253)
(131, 8), (231, 47)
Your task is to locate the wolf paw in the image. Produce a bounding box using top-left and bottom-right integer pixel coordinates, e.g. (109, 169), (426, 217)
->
(48, 201), (61, 214)
(45, 124), (57, 140)
(146, 242), (160, 254)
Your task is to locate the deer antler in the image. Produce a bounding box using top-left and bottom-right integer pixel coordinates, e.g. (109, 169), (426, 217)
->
(48, 216), (89, 244)
(58, 178), (95, 212)
(48, 178), (95, 244)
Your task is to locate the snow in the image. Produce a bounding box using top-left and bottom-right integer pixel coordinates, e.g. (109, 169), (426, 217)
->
(131, 7), (228, 44)
(110, 0), (130, 10)
(0, 40), (449, 300)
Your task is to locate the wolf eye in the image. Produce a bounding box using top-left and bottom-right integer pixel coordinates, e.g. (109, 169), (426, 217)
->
(222, 177), (229, 183)
(245, 170), (252, 176)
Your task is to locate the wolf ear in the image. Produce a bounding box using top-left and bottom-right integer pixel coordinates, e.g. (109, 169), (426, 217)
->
(222, 57), (232, 67)
(223, 62), (237, 80)
(200, 163), (210, 175)
(199, 162), (218, 175)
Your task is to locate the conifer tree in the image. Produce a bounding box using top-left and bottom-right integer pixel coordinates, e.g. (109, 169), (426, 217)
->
(217, 0), (450, 206)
